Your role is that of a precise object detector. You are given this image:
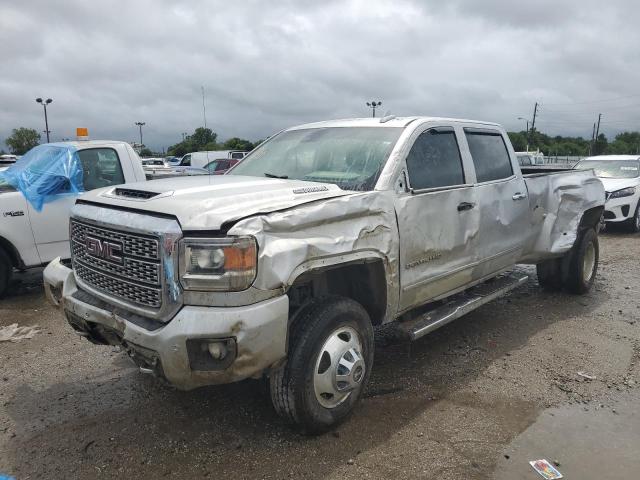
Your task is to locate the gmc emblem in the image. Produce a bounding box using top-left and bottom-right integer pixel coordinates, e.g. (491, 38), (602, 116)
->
(85, 236), (124, 264)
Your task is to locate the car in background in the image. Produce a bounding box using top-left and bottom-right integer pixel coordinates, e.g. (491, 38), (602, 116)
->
(179, 150), (248, 168)
(515, 151), (544, 166)
(574, 155), (640, 232)
(141, 158), (169, 167)
(203, 158), (240, 175)
(0, 154), (19, 171)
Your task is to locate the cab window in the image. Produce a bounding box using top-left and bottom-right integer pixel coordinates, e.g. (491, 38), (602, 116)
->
(78, 148), (125, 191)
(406, 129), (465, 190)
(465, 131), (513, 182)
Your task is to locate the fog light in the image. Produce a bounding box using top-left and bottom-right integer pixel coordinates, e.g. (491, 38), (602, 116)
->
(208, 341), (228, 360)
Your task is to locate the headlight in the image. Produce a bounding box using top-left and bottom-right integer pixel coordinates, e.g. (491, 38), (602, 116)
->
(179, 236), (257, 291)
(609, 187), (636, 199)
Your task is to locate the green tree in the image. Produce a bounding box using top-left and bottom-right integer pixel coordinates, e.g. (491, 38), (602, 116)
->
(6, 127), (40, 155)
(592, 133), (608, 156)
(507, 131), (528, 151)
(190, 127), (217, 150)
(223, 137), (254, 151)
(139, 147), (153, 157)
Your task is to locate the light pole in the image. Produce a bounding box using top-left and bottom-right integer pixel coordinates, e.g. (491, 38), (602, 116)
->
(517, 116), (530, 151)
(36, 98), (53, 143)
(366, 101), (382, 118)
(517, 116), (529, 133)
(135, 122), (146, 148)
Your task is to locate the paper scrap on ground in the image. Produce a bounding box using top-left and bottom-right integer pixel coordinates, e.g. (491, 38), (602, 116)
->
(529, 459), (563, 479)
(0, 323), (41, 342)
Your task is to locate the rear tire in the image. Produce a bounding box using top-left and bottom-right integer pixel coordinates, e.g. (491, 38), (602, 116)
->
(0, 247), (12, 298)
(565, 228), (599, 294)
(625, 203), (640, 233)
(270, 296), (374, 434)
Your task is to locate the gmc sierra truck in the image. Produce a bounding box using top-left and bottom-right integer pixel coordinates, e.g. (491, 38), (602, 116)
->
(43, 117), (604, 433)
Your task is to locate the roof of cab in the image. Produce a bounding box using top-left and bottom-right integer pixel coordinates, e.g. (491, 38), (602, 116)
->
(47, 140), (130, 149)
(583, 155), (640, 161)
(287, 116), (502, 130)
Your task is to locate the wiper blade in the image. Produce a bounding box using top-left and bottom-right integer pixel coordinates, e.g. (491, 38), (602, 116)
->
(264, 172), (288, 179)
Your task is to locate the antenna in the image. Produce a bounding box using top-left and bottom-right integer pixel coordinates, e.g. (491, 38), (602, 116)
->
(201, 86), (207, 129)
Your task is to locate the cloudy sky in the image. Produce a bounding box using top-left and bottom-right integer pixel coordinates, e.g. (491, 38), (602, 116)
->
(2, 0), (639, 151)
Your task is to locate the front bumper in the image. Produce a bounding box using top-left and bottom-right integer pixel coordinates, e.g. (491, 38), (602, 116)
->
(603, 195), (638, 222)
(44, 258), (289, 390)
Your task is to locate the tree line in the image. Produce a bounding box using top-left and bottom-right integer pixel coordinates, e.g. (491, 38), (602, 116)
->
(508, 129), (640, 157)
(1, 127), (262, 157)
(4, 125), (640, 158)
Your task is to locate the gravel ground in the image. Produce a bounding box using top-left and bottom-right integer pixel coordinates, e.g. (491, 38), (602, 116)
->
(1, 232), (639, 479)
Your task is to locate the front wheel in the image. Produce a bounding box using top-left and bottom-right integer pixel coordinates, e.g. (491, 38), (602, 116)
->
(270, 296), (374, 434)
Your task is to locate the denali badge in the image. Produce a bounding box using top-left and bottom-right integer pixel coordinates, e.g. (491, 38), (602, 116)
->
(85, 236), (124, 264)
(3, 211), (25, 217)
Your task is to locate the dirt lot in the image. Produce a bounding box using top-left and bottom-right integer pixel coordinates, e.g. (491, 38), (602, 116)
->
(1, 232), (639, 479)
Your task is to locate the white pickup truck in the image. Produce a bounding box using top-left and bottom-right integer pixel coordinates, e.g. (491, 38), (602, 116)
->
(44, 117), (604, 433)
(0, 141), (147, 296)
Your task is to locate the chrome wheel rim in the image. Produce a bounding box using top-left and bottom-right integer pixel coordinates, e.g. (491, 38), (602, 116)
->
(314, 326), (365, 409)
(583, 241), (596, 283)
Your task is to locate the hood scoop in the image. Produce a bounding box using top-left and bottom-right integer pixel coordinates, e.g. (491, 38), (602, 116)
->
(110, 187), (163, 200)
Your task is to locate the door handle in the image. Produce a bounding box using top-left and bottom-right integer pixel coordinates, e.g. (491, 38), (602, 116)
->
(457, 202), (475, 212)
(512, 192), (527, 201)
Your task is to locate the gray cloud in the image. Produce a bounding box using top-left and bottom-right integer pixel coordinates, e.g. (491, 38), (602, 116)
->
(1, 0), (640, 150)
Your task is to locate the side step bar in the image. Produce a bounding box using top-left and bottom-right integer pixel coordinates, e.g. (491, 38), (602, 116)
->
(396, 272), (529, 341)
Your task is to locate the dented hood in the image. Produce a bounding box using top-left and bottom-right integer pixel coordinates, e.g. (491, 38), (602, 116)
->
(79, 175), (352, 230)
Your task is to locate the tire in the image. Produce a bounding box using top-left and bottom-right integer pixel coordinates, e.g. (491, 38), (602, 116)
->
(565, 228), (599, 294)
(536, 257), (563, 291)
(625, 203), (640, 233)
(270, 296), (374, 434)
(0, 247), (12, 298)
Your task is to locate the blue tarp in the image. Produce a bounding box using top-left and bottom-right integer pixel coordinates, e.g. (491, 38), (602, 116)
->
(0, 144), (84, 211)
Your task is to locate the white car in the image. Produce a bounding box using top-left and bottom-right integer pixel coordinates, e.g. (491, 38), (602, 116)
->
(574, 155), (640, 232)
(0, 141), (147, 296)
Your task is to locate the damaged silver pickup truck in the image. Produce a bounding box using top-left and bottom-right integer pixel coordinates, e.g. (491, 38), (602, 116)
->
(43, 117), (604, 433)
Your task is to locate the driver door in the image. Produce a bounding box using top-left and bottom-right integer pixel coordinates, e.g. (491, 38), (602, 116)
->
(395, 126), (480, 311)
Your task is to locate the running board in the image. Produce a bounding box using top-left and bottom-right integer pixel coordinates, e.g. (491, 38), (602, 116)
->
(397, 272), (529, 341)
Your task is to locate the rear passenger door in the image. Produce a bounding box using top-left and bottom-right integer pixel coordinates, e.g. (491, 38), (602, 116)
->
(395, 126), (480, 311)
(463, 128), (529, 277)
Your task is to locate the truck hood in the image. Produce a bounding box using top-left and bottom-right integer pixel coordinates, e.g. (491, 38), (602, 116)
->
(81, 175), (353, 230)
(599, 177), (639, 193)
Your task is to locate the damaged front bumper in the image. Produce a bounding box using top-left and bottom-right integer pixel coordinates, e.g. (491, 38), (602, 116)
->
(43, 258), (289, 390)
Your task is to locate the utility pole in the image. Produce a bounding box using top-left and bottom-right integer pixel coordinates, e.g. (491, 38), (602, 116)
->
(201, 86), (207, 129)
(35, 97), (53, 143)
(135, 122), (145, 147)
(529, 102), (538, 149)
(589, 122), (596, 155)
(366, 101), (382, 118)
(595, 113), (602, 140)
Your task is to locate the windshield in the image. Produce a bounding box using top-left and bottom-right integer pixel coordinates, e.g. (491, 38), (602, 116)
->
(229, 127), (403, 191)
(575, 160), (640, 179)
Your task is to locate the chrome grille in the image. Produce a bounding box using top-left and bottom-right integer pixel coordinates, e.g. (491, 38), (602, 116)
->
(71, 219), (162, 309)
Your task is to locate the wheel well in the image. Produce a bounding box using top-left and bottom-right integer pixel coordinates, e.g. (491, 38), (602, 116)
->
(0, 236), (22, 269)
(579, 206), (604, 232)
(287, 259), (387, 326)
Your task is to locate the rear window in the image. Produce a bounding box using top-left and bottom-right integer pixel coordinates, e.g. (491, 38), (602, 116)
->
(465, 131), (513, 182)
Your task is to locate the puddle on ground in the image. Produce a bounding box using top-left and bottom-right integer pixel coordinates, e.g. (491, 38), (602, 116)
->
(493, 390), (640, 479)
